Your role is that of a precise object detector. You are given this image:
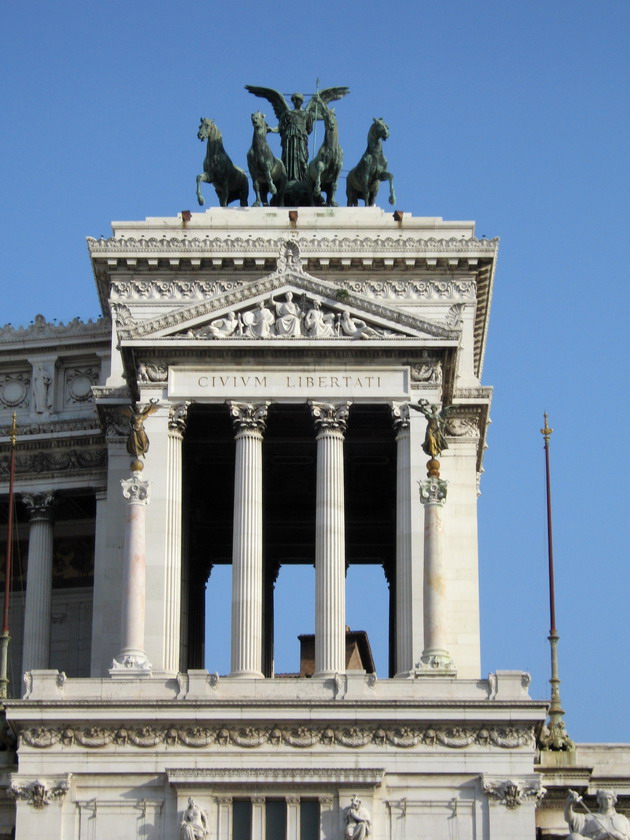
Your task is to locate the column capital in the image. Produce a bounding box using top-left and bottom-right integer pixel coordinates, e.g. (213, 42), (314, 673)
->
(22, 491), (55, 521)
(228, 402), (270, 436)
(309, 401), (350, 436)
(419, 476), (448, 506)
(168, 401), (191, 436)
(121, 473), (150, 505)
(390, 401), (410, 434)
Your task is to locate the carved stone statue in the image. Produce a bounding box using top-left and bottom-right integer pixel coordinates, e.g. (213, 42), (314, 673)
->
(180, 797), (208, 840)
(564, 789), (630, 840)
(33, 364), (52, 414)
(125, 401), (159, 460)
(344, 796), (371, 840)
(208, 310), (240, 338)
(245, 85), (349, 183)
(411, 399), (454, 458)
(272, 292), (302, 337)
(242, 300), (275, 339)
(305, 300), (334, 337)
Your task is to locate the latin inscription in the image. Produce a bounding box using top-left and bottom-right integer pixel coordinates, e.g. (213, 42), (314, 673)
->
(169, 368), (408, 400)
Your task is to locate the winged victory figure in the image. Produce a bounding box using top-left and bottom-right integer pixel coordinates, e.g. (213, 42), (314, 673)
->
(245, 85), (350, 183)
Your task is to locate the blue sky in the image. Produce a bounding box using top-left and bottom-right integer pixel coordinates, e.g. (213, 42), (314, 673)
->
(2, 1), (629, 742)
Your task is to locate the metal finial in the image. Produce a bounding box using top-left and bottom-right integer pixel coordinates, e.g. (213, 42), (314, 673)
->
(540, 411), (553, 443)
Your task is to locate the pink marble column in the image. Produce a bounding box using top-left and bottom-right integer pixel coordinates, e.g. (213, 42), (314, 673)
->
(112, 471), (151, 672)
(228, 402), (269, 678)
(21, 492), (55, 674)
(310, 402), (350, 677)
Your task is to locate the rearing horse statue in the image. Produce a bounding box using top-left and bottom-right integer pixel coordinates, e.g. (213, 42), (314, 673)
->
(196, 118), (249, 207)
(247, 112), (287, 207)
(307, 105), (343, 207)
(346, 118), (396, 207)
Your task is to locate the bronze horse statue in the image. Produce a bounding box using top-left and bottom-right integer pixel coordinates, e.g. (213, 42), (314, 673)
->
(346, 118), (396, 207)
(307, 106), (343, 206)
(247, 112), (287, 207)
(196, 118), (249, 207)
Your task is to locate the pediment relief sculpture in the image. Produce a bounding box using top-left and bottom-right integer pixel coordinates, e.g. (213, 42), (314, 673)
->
(179, 293), (401, 341)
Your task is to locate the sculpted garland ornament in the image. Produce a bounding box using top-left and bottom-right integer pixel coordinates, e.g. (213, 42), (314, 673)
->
(20, 723), (535, 750)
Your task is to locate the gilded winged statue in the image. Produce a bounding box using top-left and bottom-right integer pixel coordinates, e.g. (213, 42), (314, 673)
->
(245, 85), (350, 182)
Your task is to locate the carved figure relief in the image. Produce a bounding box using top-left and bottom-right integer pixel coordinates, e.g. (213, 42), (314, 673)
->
(564, 789), (630, 840)
(32, 364), (53, 414)
(344, 797), (371, 840)
(183, 293), (397, 341)
(180, 797), (208, 840)
(410, 361), (442, 384)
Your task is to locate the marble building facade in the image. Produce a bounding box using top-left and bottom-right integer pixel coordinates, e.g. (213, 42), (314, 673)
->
(0, 207), (627, 839)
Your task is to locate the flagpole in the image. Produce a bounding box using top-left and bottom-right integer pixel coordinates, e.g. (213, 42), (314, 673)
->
(539, 412), (573, 750)
(0, 413), (17, 699)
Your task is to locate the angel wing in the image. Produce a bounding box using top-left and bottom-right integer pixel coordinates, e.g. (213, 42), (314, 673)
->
(306, 87), (350, 119)
(316, 86), (350, 105)
(245, 85), (289, 120)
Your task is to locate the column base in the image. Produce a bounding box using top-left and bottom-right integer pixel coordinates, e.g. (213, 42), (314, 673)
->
(412, 649), (457, 676)
(110, 650), (152, 677)
(229, 669), (264, 679)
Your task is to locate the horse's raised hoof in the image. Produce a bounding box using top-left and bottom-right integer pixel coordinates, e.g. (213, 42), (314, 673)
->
(389, 196), (395, 205)
(197, 196), (205, 206)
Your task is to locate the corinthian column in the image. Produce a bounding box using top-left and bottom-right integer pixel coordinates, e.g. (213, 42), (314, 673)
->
(391, 403), (413, 674)
(228, 402), (269, 678)
(163, 402), (189, 672)
(112, 472), (152, 672)
(310, 401), (350, 677)
(418, 475), (455, 673)
(21, 491), (55, 673)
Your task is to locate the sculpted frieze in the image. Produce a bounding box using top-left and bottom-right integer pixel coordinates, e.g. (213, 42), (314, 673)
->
(110, 277), (475, 303)
(20, 723), (535, 750)
(0, 446), (106, 479)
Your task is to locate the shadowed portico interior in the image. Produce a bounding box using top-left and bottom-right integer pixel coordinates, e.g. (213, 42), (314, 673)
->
(183, 402), (396, 676)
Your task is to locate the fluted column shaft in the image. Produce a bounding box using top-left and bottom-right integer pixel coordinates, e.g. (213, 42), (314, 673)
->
(21, 492), (55, 673)
(113, 472), (151, 671)
(310, 402), (350, 677)
(419, 476), (455, 671)
(229, 402), (269, 678)
(163, 403), (189, 672)
(391, 404), (413, 674)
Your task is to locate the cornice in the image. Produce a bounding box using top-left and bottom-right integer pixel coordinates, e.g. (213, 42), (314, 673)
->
(88, 233), (498, 258)
(0, 314), (110, 346)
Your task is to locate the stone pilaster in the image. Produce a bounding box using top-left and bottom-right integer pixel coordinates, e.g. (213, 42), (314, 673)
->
(228, 402), (269, 678)
(391, 403), (413, 675)
(286, 797), (301, 840)
(251, 797), (265, 840)
(163, 402), (190, 673)
(417, 476), (455, 673)
(310, 401), (350, 677)
(21, 492), (56, 674)
(111, 471), (151, 673)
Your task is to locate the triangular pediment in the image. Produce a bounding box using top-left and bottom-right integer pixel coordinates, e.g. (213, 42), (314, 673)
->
(117, 270), (459, 344)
